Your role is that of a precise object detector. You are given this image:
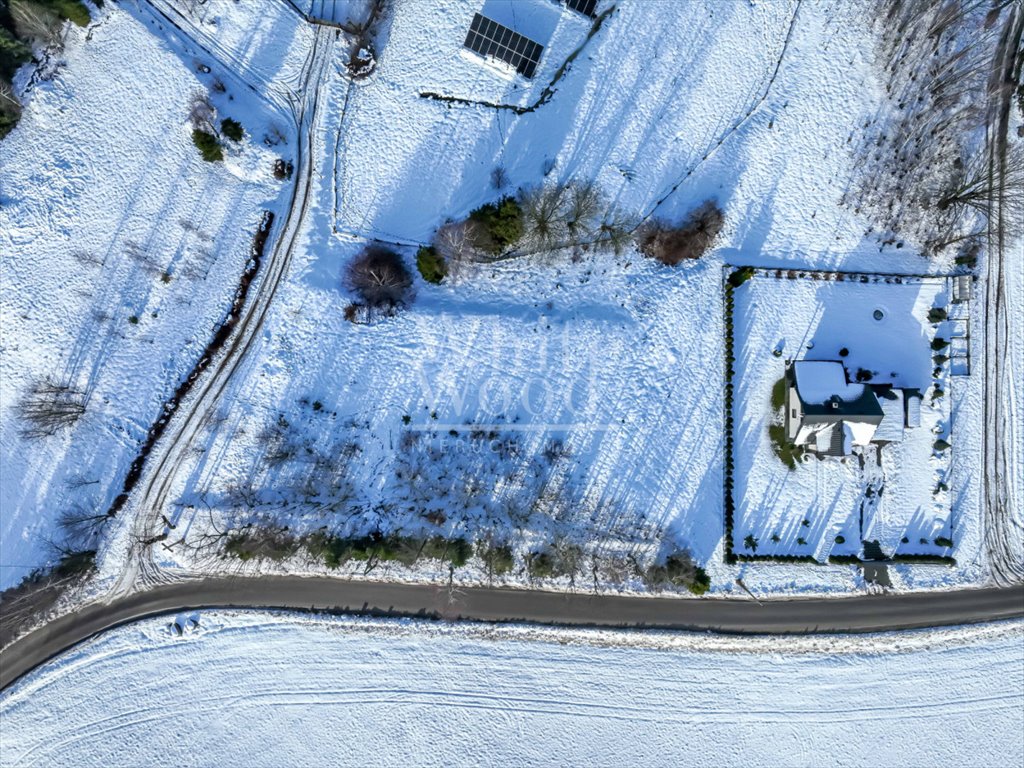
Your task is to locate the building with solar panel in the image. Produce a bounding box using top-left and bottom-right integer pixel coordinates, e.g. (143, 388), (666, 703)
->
(463, 0), (597, 80)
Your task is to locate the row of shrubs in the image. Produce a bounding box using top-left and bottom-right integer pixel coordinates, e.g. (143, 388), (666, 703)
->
(224, 529), (481, 569)
(222, 528), (710, 593)
(1, 0), (94, 139)
(410, 188), (725, 286)
(722, 276), (738, 563)
(733, 554), (819, 564)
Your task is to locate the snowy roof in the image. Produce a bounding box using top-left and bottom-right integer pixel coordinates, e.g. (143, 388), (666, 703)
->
(845, 420), (878, 447)
(791, 361), (883, 421)
(873, 388), (904, 442)
(905, 391), (922, 428)
(793, 361), (862, 403)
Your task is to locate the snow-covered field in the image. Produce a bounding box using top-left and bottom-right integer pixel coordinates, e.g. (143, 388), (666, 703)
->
(731, 270), (980, 581)
(0, 3), (301, 589)
(2, 0), (1019, 600)
(1, 611), (1021, 767)
(139, 0), (989, 596)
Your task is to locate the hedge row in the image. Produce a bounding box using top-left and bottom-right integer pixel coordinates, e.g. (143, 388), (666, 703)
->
(225, 530), (475, 570)
(734, 554), (820, 564)
(722, 275), (738, 563)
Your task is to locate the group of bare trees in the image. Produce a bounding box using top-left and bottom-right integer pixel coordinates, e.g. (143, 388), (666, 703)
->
(422, 181), (722, 283)
(18, 378), (87, 439)
(849, 0), (1022, 254)
(336, 0), (388, 79)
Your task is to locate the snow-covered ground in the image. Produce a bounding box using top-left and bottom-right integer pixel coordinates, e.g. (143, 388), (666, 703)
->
(731, 270), (978, 581)
(136, 0), (989, 596)
(1, 611), (1021, 767)
(0, 3), (299, 588)
(2, 0), (1017, 599)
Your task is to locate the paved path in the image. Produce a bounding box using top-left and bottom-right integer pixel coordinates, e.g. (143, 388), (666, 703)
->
(2, 578), (1021, 690)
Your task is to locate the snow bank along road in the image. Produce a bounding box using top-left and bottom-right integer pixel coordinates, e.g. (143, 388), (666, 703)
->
(2, 579), (1022, 691)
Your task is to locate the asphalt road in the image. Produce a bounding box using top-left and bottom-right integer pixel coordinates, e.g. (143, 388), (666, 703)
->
(2, 578), (1022, 691)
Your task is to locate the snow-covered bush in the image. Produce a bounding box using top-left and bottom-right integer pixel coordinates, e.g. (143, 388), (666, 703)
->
(644, 550), (709, 595)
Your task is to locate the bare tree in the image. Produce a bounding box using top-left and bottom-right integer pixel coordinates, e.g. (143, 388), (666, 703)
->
(849, 0), (1008, 253)
(19, 378), (87, 438)
(10, 0), (63, 49)
(58, 505), (110, 550)
(344, 246), (413, 308)
(490, 165), (509, 190)
(937, 144), (1024, 222)
(187, 91), (217, 134)
(519, 184), (570, 253)
(432, 220), (482, 278)
(0, 81), (22, 114)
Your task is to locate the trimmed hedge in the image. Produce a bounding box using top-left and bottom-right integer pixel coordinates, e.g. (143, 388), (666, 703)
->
(468, 196), (523, 254)
(734, 554), (820, 564)
(829, 553), (957, 566)
(221, 117), (244, 142)
(416, 245), (447, 284)
(728, 266), (756, 287)
(192, 129), (223, 162)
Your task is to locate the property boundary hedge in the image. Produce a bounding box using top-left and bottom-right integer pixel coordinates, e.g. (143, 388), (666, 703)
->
(721, 265), (958, 569)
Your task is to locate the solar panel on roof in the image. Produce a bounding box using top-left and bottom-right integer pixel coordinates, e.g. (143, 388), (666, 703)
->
(463, 13), (543, 79)
(562, 0), (597, 17)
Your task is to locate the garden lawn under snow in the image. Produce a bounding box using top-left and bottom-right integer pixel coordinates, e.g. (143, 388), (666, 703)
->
(0, 3), (297, 588)
(134, 0), (994, 596)
(730, 270), (980, 575)
(1, 611), (1021, 767)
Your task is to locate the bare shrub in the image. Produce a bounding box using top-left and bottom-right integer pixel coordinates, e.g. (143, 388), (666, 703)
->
(344, 246), (413, 308)
(10, 0), (63, 49)
(432, 219), (482, 277)
(348, 39), (376, 79)
(638, 200), (724, 265)
(71, 250), (105, 268)
(19, 378), (87, 438)
(187, 91), (217, 134)
(490, 165), (509, 190)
